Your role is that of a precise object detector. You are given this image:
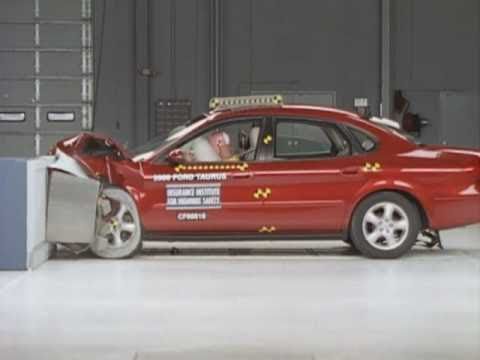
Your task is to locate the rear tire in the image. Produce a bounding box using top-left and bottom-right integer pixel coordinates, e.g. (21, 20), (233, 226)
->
(350, 192), (421, 259)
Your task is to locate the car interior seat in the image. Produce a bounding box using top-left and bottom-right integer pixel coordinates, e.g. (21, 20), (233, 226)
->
(244, 126), (260, 161)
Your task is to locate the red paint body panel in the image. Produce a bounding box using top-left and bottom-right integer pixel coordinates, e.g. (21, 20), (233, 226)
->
(52, 106), (480, 237)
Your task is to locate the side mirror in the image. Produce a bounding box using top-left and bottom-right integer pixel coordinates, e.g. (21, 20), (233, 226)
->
(166, 148), (185, 164)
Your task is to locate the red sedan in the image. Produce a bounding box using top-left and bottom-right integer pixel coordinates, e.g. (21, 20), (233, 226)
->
(50, 96), (480, 259)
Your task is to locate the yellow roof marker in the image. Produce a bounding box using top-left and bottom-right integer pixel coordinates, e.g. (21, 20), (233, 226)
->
(209, 95), (284, 111)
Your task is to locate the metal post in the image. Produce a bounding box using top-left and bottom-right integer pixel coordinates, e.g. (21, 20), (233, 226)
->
(211, 0), (222, 97)
(170, 0), (177, 98)
(34, 0), (40, 156)
(381, 0), (392, 118)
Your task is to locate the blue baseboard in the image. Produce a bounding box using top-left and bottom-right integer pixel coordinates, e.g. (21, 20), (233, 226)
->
(0, 158), (27, 270)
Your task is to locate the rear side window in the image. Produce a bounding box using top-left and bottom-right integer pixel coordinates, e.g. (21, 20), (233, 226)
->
(349, 127), (377, 152)
(275, 119), (351, 158)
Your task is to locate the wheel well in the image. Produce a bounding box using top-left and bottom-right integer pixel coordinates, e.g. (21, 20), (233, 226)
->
(348, 190), (429, 233)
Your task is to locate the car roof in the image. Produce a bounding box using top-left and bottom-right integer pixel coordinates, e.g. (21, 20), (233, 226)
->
(208, 104), (365, 125)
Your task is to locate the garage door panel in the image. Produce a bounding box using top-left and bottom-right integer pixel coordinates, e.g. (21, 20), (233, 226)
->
(0, 52), (34, 78)
(41, 80), (81, 104)
(39, 106), (82, 131)
(0, 107), (35, 131)
(41, 53), (82, 77)
(40, 133), (75, 155)
(41, 24), (82, 49)
(0, 134), (35, 157)
(41, 0), (84, 20)
(0, 24), (35, 48)
(0, 0), (34, 22)
(0, 0), (92, 157)
(0, 80), (35, 106)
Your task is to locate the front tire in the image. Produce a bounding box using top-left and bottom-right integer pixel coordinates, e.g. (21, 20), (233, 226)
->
(342, 238), (358, 251)
(90, 187), (142, 259)
(350, 192), (421, 259)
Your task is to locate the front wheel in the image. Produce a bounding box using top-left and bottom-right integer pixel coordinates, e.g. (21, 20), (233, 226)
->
(350, 192), (421, 259)
(90, 187), (142, 259)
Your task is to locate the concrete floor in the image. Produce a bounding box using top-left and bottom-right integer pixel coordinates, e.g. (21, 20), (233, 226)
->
(0, 226), (479, 360)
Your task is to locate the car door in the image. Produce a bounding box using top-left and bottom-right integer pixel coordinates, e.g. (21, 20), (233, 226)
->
(255, 117), (369, 234)
(139, 117), (271, 235)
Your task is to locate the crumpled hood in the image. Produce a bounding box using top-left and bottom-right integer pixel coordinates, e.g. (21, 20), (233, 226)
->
(53, 132), (131, 159)
(49, 132), (133, 181)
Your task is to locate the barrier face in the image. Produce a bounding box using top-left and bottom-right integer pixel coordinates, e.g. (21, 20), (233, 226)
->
(46, 171), (100, 245)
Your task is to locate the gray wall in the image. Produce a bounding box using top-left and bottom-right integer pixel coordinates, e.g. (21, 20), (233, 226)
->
(94, 0), (382, 148)
(94, 0), (136, 147)
(1, 0), (479, 153)
(223, 0), (381, 110)
(391, 0), (480, 146)
(92, 0), (479, 148)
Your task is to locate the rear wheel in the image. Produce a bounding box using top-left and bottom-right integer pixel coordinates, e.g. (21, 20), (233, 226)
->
(90, 187), (142, 259)
(350, 192), (421, 259)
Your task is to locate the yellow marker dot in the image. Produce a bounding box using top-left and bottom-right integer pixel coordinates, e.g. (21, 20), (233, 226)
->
(238, 164), (247, 171)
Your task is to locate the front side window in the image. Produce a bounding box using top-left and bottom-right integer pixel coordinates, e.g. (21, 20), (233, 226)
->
(175, 118), (263, 163)
(275, 119), (351, 158)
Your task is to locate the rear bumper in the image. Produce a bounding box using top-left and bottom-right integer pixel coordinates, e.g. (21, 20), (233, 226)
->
(431, 194), (480, 230)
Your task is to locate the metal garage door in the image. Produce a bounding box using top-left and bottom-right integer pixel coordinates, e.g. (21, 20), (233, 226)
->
(0, 0), (93, 157)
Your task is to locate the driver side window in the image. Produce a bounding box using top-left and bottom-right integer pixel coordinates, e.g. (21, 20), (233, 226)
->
(179, 118), (263, 163)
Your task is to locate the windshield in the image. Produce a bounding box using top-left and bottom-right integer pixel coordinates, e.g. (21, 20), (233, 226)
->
(131, 115), (209, 161)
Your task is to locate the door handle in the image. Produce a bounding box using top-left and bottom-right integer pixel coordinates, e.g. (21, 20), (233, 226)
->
(341, 166), (360, 175)
(231, 172), (254, 179)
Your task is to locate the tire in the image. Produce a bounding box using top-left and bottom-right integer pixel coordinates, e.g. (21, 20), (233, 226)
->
(350, 192), (421, 259)
(342, 238), (358, 251)
(90, 187), (142, 259)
